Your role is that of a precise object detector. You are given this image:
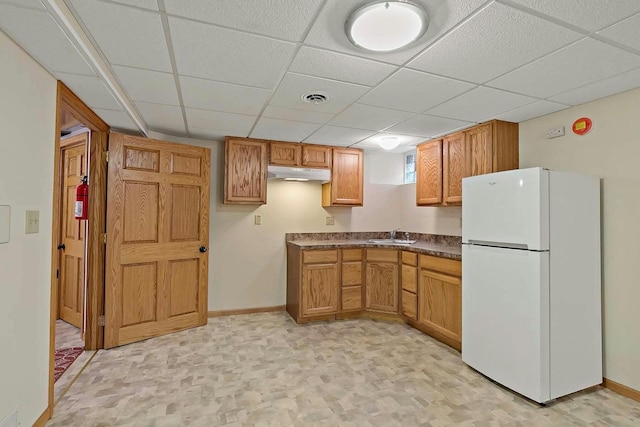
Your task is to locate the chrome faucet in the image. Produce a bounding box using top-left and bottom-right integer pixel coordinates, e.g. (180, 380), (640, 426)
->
(390, 227), (401, 239)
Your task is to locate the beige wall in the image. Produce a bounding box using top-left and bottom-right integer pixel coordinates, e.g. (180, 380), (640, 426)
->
(0, 32), (57, 425)
(519, 87), (640, 391)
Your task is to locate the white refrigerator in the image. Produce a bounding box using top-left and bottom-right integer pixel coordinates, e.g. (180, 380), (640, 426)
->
(461, 167), (602, 404)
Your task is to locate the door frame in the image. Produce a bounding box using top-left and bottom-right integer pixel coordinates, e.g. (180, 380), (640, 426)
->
(48, 81), (109, 413)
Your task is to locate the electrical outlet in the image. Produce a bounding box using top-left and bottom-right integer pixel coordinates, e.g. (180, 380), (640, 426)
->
(25, 210), (39, 234)
(546, 126), (565, 139)
(254, 214), (262, 225)
(325, 216), (334, 226)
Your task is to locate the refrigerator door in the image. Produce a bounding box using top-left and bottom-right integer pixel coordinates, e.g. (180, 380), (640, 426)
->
(462, 244), (550, 403)
(462, 167), (549, 251)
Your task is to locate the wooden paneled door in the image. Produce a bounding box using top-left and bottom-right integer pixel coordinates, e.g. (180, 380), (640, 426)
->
(58, 134), (88, 328)
(105, 133), (210, 348)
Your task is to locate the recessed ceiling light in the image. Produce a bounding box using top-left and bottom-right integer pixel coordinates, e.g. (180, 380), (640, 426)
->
(345, 1), (429, 52)
(378, 136), (400, 150)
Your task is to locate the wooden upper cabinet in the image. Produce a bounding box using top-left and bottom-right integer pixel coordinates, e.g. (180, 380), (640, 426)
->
(302, 145), (331, 168)
(322, 148), (364, 207)
(270, 141), (301, 166)
(466, 120), (519, 177)
(466, 123), (493, 177)
(442, 131), (465, 205)
(416, 139), (443, 206)
(224, 137), (267, 204)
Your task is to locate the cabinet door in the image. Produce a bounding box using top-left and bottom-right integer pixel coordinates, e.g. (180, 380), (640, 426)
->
(224, 137), (267, 204)
(418, 269), (461, 344)
(302, 145), (331, 168)
(416, 140), (443, 205)
(301, 263), (339, 317)
(366, 262), (399, 313)
(270, 141), (301, 166)
(326, 148), (363, 206)
(442, 131), (465, 205)
(466, 123), (493, 177)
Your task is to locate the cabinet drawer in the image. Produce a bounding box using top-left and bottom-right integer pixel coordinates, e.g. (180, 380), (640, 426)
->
(342, 262), (362, 286)
(401, 251), (417, 266)
(342, 248), (362, 262)
(303, 250), (338, 264)
(366, 248), (398, 263)
(401, 264), (417, 293)
(419, 254), (461, 277)
(342, 286), (362, 311)
(401, 290), (417, 320)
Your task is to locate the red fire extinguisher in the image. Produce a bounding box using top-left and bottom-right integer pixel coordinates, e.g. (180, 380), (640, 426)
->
(75, 176), (89, 220)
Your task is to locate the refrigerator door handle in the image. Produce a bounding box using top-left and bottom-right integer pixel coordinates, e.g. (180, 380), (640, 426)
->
(466, 240), (529, 250)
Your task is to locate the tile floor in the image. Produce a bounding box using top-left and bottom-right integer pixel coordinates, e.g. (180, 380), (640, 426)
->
(55, 319), (85, 349)
(48, 313), (640, 426)
(54, 319), (90, 403)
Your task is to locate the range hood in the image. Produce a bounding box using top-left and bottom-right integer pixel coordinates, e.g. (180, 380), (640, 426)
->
(267, 165), (331, 183)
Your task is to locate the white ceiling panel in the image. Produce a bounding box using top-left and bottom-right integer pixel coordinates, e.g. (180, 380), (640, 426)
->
(269, 73), (370, 114)
(56, 72), (121, 110)
(597, 13), (640, 51)
(495, 100), (569, 123)
(0, 5), (95, 76)
(112, 65), (179, 105)
(135, 102), (186, 135)
(189, 127), (230, 141)
(304, 125), (376, 146)
(92, 108), (139, 132)
(504, 0), (640, 32)
(164, 0), (323, 41)
(250, 117), (321, 142)
(387, 115), (472, 138)
(289, 47), (396, 86)
(426, 86), (537, 122)
(0, 0), (45, 10)
(185, 108), (255, 136)
(262, 106), (335, 125)
(304, 0), (486, 65)
(106, 0), (158, 11)
(408, 2), (582, 84)
(549, 67), (640, 106)
(487, 38), (640, 99)
(170, 17), (296, 89)
(329, 104), (414, 131)
(359, 69), (476, 113)
(180, 76), (272, 116)
(68, 0), (171, 72)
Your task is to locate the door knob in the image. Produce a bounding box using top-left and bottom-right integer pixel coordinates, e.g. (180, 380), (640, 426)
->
(57, 244), (66, 250)
(199, 246), (208, 253)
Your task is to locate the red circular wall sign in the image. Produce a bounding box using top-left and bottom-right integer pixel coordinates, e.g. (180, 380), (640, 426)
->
(572, 117), (592, 135)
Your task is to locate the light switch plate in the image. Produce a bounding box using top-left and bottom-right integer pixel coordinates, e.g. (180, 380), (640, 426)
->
(254, 214), (262, 225)
(0, 205), (10, 243)
(25, 210), (39, 234)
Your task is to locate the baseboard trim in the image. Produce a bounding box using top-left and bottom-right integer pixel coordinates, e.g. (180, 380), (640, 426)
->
(603, 378), (640, 402)
(32, 406), (51, 427)
(208, 305), (285, 318)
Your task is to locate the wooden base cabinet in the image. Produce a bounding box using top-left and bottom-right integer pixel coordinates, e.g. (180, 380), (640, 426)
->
(341, 249), (363, 312)
(400, 251), (418, 320)
(365, 249), (398, 313)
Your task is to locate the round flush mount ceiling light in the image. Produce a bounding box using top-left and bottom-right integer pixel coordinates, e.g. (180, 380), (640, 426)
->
(378, 136), (400, 150)
(346, 1), (429, 52)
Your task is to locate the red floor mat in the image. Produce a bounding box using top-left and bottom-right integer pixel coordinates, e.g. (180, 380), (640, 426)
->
(54, 347), (83, 382)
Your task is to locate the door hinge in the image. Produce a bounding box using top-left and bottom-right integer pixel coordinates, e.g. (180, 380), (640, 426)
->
(103, 233), (107, 244)
(56, 269), (59, 279)
(98, 315), (106, 327)
(105, 151), (109, 163)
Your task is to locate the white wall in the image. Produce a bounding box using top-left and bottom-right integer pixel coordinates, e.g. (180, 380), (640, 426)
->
(0, 32), (57, 425)
(519, 87), (640, 391)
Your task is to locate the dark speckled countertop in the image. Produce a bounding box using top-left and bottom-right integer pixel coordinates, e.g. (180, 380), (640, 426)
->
(286, 232), (461, 260)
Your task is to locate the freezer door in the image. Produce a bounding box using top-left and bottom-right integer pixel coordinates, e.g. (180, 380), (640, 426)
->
(462, 244), (550, 403)
(462, 167), (549, 251)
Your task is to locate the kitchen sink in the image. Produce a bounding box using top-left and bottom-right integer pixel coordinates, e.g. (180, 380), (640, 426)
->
(367, 239), (416, 245)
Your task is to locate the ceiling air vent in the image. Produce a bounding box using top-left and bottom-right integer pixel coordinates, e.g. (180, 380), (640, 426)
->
(302, 92), (329, 105)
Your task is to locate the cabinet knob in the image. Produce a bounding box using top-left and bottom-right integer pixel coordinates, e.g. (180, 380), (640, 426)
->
(199, 246), (208, 253)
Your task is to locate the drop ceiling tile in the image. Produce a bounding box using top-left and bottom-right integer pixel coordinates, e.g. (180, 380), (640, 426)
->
(180, 76), (272, 116)
(487, 38), (640, 99)
(269, 73), (370, 114)
(549, 67), (640, 106)
(329, 104), (414, 131)
(185, 108), (255, 136)
(598, 13), (640, 51)
(0, 0), (45, 10)
(170, 16), (296, 88)
(289, 47), (396, 86)
(136, 102), (186, 135)
(495, 100), (569, 123)
(304, 0), (486, 65)
(506, 0), (640, 32)
(107, 0), (158, 10)
(359, 69), (475, 113)
(303, 125), (376, 146)
(262, 106), (335, 124)
(387, 115), (472, 138)
(92, 108), (139, 132)
(112, 65), (179, 105)
(426, 86), (537, 122)
(0, 5), (95, 76)
(68, 0), (171, 72)
(408, 2), (582, 84)
(189, 127), (234, 141)
(164, 0), (323, 41)
(250, 117), (321, 142)
(56, 72), (121, 110)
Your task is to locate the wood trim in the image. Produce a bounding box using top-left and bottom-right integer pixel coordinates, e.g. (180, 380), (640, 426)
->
(60, 131), (89, 148)
(208, 305), (286, 318)
(32, 406), (51, 427)
(406, 318), (462, 351)
(603, 378), (640, 402)
(58, 82), (109, 132)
